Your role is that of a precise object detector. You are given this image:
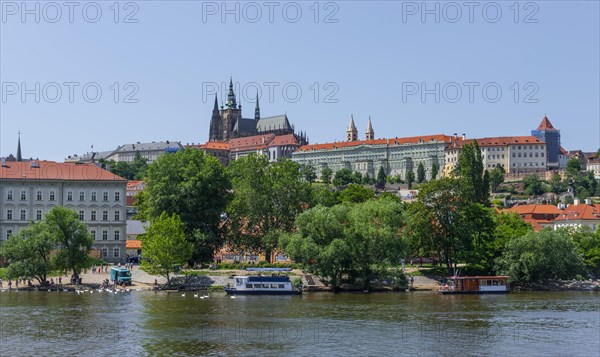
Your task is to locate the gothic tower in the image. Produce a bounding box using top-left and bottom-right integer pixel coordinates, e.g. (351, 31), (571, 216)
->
(365, 116), (374, 140)
(209, 95), (222, 141)
(346, 115), (358, 142)
(16, 131), (22, 162)
(221, 77), (242, 141)
(254, 93), (260, 121)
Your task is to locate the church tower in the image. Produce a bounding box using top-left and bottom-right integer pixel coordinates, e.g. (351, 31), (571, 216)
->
(346, 115), (358, 142)
(16, 131), (22, 162)
(209, 95), (222, 141)
(254, 93), (260, 121)
(221, 77), (242, 141)
(365, 116), (374, 140)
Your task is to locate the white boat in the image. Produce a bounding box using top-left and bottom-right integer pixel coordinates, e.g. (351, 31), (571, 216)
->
(224, 276), (302, 295)
(439, 276), (510, 294)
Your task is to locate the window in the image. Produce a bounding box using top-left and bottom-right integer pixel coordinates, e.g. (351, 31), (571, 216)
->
(103, 192), (108, 202)
(20, 210), (26, 220)
(79, 210), (84, 220)
(102, 248), (108, 258)
(79, 191), (85, 201)
(36, 190), (42, 201)
(7, 190), (13, 200)
(102, 211), (108, 221)
(91, 192), (97, 202)
(7, 209), (13, 220)
(67, 191), (73, 201)
(113, 248), (120, 258)
(114, 211), (120, 221)
(102, 230), (108, 240)
(36, 210), (42, 221)
(49, 191), (55, 201)
(91, 230), (96, 240)
(91, 211), (96, 221)
(114, 192), (120, 202)
(114, 230), (120, 240)
(20, 190), (26, 201)
(6, 230), (12, 239)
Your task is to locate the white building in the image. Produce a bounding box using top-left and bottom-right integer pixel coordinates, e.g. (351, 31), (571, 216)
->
(444, 136), (547, 175)
(586, 159), (600, 180)
(66, 141), (184, 164)
(0, 160), (127, 263)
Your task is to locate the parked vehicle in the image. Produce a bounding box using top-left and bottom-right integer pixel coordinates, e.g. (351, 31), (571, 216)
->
(110, 267), (132, 285)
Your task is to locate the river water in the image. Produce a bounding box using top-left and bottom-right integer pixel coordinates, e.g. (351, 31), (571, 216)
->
(0, 290), (598, 356)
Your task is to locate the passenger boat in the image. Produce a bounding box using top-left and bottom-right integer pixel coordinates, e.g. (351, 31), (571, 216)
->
(224, 275), (302, 295)
(439, 276), (510, 294)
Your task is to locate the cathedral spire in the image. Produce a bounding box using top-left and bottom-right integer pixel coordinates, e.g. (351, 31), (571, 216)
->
(254, 93), (260, 121)
(225, 76), (237, 109)
(346, 115), (358, 142)
(365, 116), (375, 140)
(16, 131), (22, 162)
(213, 94), (219, 112)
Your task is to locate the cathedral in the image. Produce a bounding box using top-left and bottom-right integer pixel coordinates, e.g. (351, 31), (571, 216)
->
(208, 78), (308, 144)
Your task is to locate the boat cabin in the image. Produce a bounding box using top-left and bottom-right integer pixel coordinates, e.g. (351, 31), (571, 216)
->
(440, 276), (509, 294)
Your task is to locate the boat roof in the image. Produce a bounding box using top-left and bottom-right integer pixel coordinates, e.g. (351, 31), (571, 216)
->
(450, 276), (509, 279)
(233, 276), (290, 282)
(246, 268), (292, 272)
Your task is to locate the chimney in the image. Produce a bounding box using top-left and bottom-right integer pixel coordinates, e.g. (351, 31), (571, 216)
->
(574, 198), (580, 206)
(585, 197), (593, 205)
(557, 203), (565, 210)
(462, 133), (466, 140)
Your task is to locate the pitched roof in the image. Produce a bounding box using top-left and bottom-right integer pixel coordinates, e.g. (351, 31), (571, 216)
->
(536, 116), (557, 130)
(230, 133), (276, 151)
(506, 204), (561, 215)
(126, 240), (142, 249)
(199, 141), (230, 150)
(127, 180), (145, 189)
(256, 115), (291, 132)
(0, 161), (126, 181)
(126, 220), (149, 235)
(448, 136), (544, 149)
(554, 204), (600, 222)
(113, 141), (183, 153)
(233, 118), (258, 133)
(269, 134), (300, 146)
(297, 134), (456, 152)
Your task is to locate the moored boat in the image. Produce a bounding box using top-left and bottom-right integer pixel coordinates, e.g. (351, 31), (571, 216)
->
(439, 276), (510, 294)
(224, 275), (302, 295)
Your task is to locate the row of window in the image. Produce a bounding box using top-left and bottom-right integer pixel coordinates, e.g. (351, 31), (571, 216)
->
(5, 209), (122, 222)
(511, 162), (545, 167)
(512, 152), (544, 158)
(5, 190), (121, 202)
(90, 230), (121, 241)
(101, 247), (121, 258)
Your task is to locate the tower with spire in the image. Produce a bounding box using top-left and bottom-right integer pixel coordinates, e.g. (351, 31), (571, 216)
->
(365, 117), (374, 140)
(16, 131), (22, 162)
(531, 114), (561, 168)
(209, 95), (222, 141)
(346, 115), (358, 142)
(254, 93), (260, 121)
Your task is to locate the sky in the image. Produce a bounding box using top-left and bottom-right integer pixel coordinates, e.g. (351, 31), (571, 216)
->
(1, 0), (599, 161)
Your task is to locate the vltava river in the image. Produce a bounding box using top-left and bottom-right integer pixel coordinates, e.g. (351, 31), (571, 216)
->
(0, 290), (598, 356)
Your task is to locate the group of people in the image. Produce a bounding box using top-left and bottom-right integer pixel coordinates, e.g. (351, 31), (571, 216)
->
(91, 265), (109, 274)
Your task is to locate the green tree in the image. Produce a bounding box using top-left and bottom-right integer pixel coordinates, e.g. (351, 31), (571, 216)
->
(523, 174), (544, 196)
(492, 212), (532, 257)
(376, 166), (387, 189)
(333, 168), (354, 187)
(407, 171), (415, 189)
(457, 142), (489, 205)
(142, 148), (231, 263)
(46, 207), (93, 279)
(339, 184), (375, 203)
(300, 164), (317, 183)
(227, 155), (311, 262)
(311, 185), (340, 207)
(141, 212), (193, 285)
(488, 165), (505, 192)
(569, 227), (600, 277)
(566, 158), (581, 178)
(0, 222), (55, 285)
(495, 229), (584, 285)
(417, 163), (426, 183)
(351, 171), (363, 185)
(132, 151), (149, 180)
(430, 162), (439, 180)
(549, 173), (567, 194)
(320, 167), (333, 184)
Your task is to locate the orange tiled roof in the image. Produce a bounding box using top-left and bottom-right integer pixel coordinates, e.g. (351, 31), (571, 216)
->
(0, 161), (126, 181)
(269, 134), (300, 146)
(297, 134), (456, 152)
(200, 141), (230, 150)
(127, 180), (144, 189)
(536, 116), (556, 130)
(126, 240), (142, 249)
(507, 204), (561, 215)
(230, 134), (276, 151)
(554, 204), (600, 222)
(449, 136), (544, 149)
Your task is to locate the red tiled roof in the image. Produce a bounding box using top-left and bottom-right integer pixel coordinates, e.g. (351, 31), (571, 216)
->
(554, 204), (600, 222)
(0, 161), (126, 181)
(297, 134), (455, 152)
(126, 240), (142, 249)
(449, 136), (544, 149)
(127, 180), (144, 189)
(536, 116), (556, 130)
(200, 141), (230, 150)
(269, 134), (300, 146)
(507, 204), (561, 215)
(230, 134), (275, 151)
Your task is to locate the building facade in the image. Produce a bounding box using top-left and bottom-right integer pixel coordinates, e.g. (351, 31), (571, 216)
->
(443, 136), (547, 176)
(0, 161), (127, 263)
(66, 141), (183, 164)
(531, 116), (561, 168)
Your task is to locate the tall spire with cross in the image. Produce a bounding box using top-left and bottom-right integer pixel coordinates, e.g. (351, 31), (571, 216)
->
(16, 131), (22, 162)
(254, 93), (260, 121)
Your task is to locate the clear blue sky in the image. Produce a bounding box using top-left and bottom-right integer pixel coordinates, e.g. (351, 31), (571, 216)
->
(1, 1), (599, 161)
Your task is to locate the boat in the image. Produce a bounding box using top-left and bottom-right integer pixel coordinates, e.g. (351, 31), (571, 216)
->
(439, 276), (510, 294)
(224, 275), (302, 295)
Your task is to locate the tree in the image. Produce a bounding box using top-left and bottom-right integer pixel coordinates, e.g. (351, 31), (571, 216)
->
(407, 171), (415, 189)
(523, 174), (544, 196)
(430, 162), (438, 180)
(376, 166), (387, 189)
(339, 184), (375, 203)
(488, 165), (505, 192)
(492, 212), (532, 257)
(300, 164), (317, 183)
(320, 167), (333, 184)
(351, 171), (363, 185)
(495, 229), (584, 285)
(46, 207), (93, 279)
(141, 212), (193, 285)
(569, 227), (600, 277)
(566, 158), (581, 178)
(0, 222), (55, 285)
(311, 185), (340, 207)
(457, 142), (489, 205)
(142, 148), (231, 263)
(416, 163), (426, 183)
(333, 168), (354, 187)
(549, 173), (567, 194)
(226, 155), (311, 262)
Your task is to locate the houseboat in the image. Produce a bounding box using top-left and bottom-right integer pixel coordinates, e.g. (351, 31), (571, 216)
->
(439, 276), (510, 294)
(224, 275), (302, 295)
